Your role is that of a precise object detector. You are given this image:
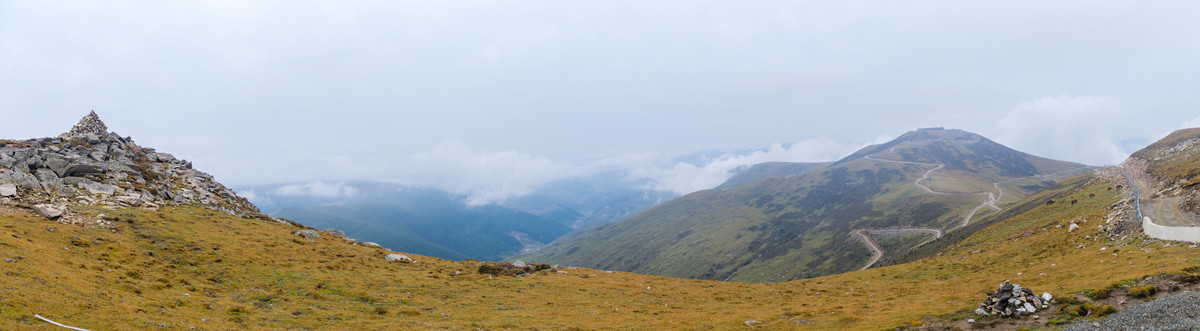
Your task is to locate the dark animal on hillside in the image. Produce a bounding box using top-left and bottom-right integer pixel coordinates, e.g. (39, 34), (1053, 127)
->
(1046, 200), (1056, 205)
(1117, 185), (1124, 190)
(1089, 193), (1096, 198)
(1107, 187), (1113, 191)
(1070, 199), (1078, 205)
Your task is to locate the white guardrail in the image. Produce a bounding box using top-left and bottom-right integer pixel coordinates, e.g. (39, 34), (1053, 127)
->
(1142, 216), (1200, 243)
(1124, 169), (1200, 243)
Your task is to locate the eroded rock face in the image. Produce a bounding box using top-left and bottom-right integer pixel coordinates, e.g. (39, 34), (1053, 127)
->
(0, 112), (263, 219)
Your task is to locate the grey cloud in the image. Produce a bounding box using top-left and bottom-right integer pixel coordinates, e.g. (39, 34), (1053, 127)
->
(2, 1), (1199, 196)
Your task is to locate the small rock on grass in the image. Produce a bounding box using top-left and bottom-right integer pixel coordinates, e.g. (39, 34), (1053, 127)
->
(33, 204), (65, 219)
(385, 254), (413, 263)
(294, 229), (321, 239)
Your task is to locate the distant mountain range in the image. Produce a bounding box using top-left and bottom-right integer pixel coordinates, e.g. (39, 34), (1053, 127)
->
(518, 128), (1094, 281)
(236, 147), (848, 262)
(237, 173), (678, 261)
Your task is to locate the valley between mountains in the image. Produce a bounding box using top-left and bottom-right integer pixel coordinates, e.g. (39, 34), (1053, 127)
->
(5, 116), (1200, 329)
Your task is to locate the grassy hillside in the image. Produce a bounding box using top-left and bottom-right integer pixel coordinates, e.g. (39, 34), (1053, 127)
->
(717, 161), (833, 189)
(5, 171), (1200, 330)
(521, 129), (1091, 282)
(1131, 127), (1200, 187)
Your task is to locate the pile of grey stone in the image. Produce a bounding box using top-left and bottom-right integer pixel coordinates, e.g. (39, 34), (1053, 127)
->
(976, 281), (1053, 318)
(63, 111), (108, 138)
(0, 112), (263, 220)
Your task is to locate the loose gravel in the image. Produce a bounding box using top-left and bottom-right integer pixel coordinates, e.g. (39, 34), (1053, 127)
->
(1064, 291), (1200, 331)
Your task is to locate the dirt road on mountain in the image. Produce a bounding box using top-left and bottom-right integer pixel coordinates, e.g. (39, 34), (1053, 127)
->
(851, 141), (1090, 270)
(956, 167), (1092, 230)
(1122, 164), (1200, 228)
(851, 229), (883, 271)
(863, 152), (993, 230)
(852, 227), (943, 270)
(1144, 197), (1200, 227)
(864, 155), (981, 196)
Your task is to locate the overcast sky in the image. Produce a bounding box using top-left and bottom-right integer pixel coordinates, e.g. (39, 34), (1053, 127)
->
(3, 1), (1200, 203)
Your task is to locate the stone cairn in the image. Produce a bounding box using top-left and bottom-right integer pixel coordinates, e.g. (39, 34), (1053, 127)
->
(1, 111), (264, 222)
(62, 110), (108, 138)
(976, 281), (1053, 318)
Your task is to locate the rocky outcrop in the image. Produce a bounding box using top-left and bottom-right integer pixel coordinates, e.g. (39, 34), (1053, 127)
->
(0, 112), (263, 220)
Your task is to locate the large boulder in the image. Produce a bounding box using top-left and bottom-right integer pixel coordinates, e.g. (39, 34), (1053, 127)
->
(385, 254), (414, 263)
(45, 157), (70, 177)
(294, 230), (321, 239)
(0, 170), (41, 191)
(63, 164), (103, 177)
(33, 204), (65, 219)
(81, 182), (118, 195)
(150, 153), (176, 163)
(35, 169), (65, 194)
(0, 183), (16, 197)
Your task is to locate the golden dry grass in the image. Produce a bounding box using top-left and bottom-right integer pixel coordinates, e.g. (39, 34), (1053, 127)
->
(2, 176), (1198, 330)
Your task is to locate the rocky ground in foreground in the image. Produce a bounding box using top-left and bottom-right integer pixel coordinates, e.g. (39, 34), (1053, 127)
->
(1066, 290), (1200, 331)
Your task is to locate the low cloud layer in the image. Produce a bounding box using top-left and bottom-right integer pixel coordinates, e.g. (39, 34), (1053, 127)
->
(993, 96), (1153, 166)
(396, 138), (864, 204)
(238, 137), (865, 205)
(637, 138), (866, 194)
(397, 140), (584, 205)
(272, 181), (361, 199)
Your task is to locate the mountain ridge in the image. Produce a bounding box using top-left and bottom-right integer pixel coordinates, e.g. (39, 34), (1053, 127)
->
(519, 128), (1093, 281)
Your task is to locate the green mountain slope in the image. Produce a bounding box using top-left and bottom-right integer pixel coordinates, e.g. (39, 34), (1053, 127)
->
(520, 128), (1092, 282)
(717, 161), (833, 189)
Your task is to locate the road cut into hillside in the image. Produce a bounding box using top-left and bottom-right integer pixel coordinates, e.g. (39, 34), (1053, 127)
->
(851, 227), (942, 270)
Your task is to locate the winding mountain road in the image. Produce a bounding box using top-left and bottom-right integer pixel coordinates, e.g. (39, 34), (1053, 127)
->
(851, 229), (884, 271)
(863, 154), (984, 196)
(850, 141), (1090, 270)
(852, 227), (943, 270)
